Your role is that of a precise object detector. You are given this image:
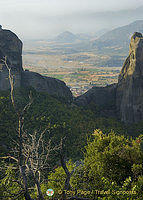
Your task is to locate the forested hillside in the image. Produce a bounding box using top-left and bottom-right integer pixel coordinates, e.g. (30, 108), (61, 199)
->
(0, 87), (143, 199)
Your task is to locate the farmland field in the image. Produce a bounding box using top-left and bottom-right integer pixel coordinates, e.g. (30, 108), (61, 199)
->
(23, 40), (123, 96)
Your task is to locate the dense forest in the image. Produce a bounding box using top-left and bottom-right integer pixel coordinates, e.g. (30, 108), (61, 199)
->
(0, 87), (143, 200)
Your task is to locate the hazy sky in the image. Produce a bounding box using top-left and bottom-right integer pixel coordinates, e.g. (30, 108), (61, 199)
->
(0, 0), (143, 39)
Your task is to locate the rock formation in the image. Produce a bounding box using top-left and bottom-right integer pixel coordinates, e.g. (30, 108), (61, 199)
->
(0, 29), (23, 90)
(75, 84), (117, 117)
(0, 28), (72, 100)
(21, 71), (72, 99)
(116, 32), (143, 123)
(75, 32), (143, 123)
(0, 28), (143, 123)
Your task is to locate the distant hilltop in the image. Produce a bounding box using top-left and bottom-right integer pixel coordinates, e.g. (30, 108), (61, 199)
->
(75, 32), (143, 123)
(53, 31), (92, 43)
(54, 31), (78, 43)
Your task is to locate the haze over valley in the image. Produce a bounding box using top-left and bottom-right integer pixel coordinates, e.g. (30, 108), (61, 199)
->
(23, 20), (143, 96)
(1, 1), (143, 96)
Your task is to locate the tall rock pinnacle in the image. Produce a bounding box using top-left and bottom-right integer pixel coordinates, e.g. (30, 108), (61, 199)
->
(116, 32), (143, 123)
(0, 28), (72, 100)
(75, 32), (143, 123)
(0, 29), (23, 71)
(0, 28), (23, 90)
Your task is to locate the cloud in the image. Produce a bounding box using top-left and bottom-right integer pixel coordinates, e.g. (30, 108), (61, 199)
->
(1, 0), (143, 15)
(0, 0), (143, 39)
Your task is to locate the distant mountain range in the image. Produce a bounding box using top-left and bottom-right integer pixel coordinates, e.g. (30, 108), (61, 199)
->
(92, 20), (143, 52)
(47, 5), (143, 41)
(52, 20), (143, 49)
(23, 20), (143, 67)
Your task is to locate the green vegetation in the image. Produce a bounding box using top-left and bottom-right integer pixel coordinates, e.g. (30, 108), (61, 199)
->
(0, 88), (143, 199)
(48, 130), (143, 199)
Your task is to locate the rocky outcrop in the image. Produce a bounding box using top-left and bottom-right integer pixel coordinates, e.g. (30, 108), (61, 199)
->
(75, 84), (116, 107)
(75, 32), (143, 123)
(0, 29), (23, 90)
(116, 32), (143, 123)
(75, 84), (117, 117)
(21, 71), (72, 99)
(0, 28), (72, 101)
(0, 29), (23, 71)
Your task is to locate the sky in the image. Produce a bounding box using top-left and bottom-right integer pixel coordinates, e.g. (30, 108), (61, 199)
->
(0, 0), (143, 40)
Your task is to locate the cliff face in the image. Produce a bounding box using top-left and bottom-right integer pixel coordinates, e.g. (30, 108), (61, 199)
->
(0, 29), (23, 90)
(116, 32), (143, 123)
(0, 29), (23, 71)
(21, 71), (72, 99)
(0, 28), (72, 100)
(75, 32), (143, 123)
(75, 84), (117, 117)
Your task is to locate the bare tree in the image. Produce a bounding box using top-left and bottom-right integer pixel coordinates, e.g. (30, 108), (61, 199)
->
(22, 129), (60, 200)
(0, 56), (84, 200)
(0, 56), (33, 200)
(0, 57), (59, 200)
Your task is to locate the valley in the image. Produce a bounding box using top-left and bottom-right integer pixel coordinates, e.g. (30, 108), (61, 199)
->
(23, 40), (123, 96)
(23, 20), (143, 97)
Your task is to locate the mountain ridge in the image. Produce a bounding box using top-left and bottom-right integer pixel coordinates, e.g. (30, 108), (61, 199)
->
(92, 20), (143, 51)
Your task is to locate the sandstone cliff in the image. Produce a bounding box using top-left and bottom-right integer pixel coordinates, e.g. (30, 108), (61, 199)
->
(0, 29), (22, 90)
(75, 84), (117, 117)
(0, 28), (72, 100)
(116, 32), (143, 123)
(75, 32), (143, 123)
(21, 71), (72, 99)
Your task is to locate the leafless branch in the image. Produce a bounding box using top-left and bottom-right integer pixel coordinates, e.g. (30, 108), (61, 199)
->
(0, 155), (18, 162)
(1, 56), (64, 200)
(1, 56), (15, 108)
